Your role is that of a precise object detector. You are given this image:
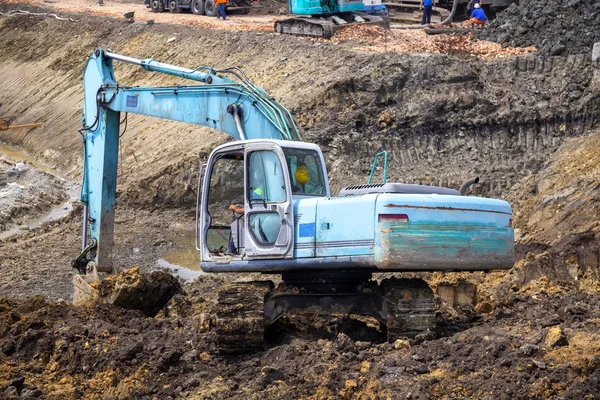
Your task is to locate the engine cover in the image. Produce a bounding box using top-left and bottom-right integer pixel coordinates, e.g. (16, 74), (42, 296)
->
(339, 183), (460, 196)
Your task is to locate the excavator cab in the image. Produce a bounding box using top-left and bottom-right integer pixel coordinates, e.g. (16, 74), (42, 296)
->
(198, 139), (330, 264)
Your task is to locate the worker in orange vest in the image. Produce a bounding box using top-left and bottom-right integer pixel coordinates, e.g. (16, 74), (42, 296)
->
(216, 0), (227, 20)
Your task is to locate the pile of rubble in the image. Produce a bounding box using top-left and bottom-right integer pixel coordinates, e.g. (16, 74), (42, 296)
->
(480, 0), (600, 55)
(332, 25), (535, 58)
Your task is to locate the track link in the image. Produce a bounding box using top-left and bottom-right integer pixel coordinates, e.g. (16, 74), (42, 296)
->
(275, 18), (334, 39)
(382, 278), (436, 342)
(215, 280), (273, 354)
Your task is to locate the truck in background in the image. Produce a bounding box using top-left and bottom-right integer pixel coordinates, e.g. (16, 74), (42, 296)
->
(145, 0), (258, 16)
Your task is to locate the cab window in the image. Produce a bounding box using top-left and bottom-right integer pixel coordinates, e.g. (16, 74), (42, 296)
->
(283, 148), (325, 196)
(247, 150), (286, 204)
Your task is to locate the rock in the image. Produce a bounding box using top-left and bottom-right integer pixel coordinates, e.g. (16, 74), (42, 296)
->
(20, 388), (43, 399)
(500, 358), (512, 367)
(335, 333), (357, 354)
(532, 359), (546, 369)
(550, 44), (566, 56)
(260, 366), (284, 386)
(2, 377), (25, 392)
(14, 162), (29, 172)
(180, 349), (198, 362)
(119, 341), (144, 361)
(545, 326), (569, 347)
(437, 281), (477, 309)
(519, 344), (540, 356)
(393, 339), (411, 350)
(378, 111), (392, 128)
(2, 386), (18, 399)
(89, 268), (182, 317)
(593, 42), (600, 63)
(411, 363), (430, 375)
(475, 301), (494, 314)
(182, 377), (200, 390)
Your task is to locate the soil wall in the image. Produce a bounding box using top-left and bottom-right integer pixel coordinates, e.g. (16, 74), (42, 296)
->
(0, 3), (599, 215)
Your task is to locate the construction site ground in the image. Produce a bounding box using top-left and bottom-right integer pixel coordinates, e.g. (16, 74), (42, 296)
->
(1, 0), (600, 398)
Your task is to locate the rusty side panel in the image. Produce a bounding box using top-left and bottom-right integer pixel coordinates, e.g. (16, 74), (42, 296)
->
(376, 195), (514, 271)
(383, 203), (513, 216)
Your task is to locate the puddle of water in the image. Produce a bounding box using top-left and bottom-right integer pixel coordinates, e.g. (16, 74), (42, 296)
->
(156, 258), (207, 282)
(160, 227), (231, 272)
(0, 142), (65, 179)
(32, 184), (80, 227)
(161, 230), (201, 271)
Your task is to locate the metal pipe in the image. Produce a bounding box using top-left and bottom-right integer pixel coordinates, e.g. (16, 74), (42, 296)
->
(103, 51), (143, 66)
(232, 105), (246, 140)
(103, 49), (229, 85)
(459, 177), (480, 196)
(81, 204), (88, 250)
(390, 24), (427, 29)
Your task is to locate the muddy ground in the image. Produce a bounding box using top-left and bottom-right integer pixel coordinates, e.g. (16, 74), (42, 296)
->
(1, 0), (600, 398)
(0, 152), (68, 240)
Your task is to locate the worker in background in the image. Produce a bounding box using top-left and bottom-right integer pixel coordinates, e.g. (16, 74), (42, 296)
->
(469, 3), (487, 29)
(466, 0), (482, 12)
(419, 0), (435, 26)
(216, 0), (227, 20)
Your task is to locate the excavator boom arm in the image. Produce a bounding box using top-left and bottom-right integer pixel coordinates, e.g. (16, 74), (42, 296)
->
(77, 48), (301, 273)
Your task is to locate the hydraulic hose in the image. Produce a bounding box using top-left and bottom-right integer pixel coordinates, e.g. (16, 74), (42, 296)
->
(440, 0), (459, 25)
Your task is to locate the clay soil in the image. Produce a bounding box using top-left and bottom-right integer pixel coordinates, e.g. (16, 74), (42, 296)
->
(1, 0), (600, 398)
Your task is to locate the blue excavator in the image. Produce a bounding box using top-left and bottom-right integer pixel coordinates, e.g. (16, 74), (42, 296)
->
(73, 48), (514, 352)
(275, 0), (389, 38)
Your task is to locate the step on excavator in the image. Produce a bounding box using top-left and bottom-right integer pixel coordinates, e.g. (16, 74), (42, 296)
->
(73, 49), (514, 352)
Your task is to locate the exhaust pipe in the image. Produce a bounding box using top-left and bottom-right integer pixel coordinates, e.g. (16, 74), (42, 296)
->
(459, 177), (479, 196)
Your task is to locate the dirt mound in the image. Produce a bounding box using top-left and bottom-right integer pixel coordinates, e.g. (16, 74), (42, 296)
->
(479, 0), (600, 55)
(78, 268), (182, 317)
(511, 129), (600, 245)
(2, 286), (600, 399)
(332, 24), (536, 58)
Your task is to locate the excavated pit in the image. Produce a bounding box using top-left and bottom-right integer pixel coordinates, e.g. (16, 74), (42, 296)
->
(1, 1), (600, 398)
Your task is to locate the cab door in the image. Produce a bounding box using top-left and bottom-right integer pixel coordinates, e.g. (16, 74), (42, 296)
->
(244, 143), (294, 259)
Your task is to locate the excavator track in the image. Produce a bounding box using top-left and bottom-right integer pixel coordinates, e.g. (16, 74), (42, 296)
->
(274, 13), (389, 39)
(215, 280), (274, 354)
(382, 278), (436, 342)
(275, 18), (334, 39)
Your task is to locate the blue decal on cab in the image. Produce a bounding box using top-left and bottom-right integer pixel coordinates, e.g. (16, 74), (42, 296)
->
(299, 223), (316, 238)
(126, 95), (138, 107)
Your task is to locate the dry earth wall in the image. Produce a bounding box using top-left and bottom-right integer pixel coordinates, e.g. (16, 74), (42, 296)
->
(0, 3), (599, 210)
